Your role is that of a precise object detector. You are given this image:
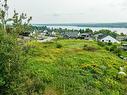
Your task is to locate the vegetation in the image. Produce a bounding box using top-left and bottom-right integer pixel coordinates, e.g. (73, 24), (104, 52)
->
(0, 0), (127, 95)
(56, 43), (63, 48)
(94, 29), (118, 38)
(32, 25), (119, 38)
(0, 0), (44, 94)
(97, 41), (127, 59)
(25, 39), (127, 95)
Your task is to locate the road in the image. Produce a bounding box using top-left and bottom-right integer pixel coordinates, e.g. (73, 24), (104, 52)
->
(37, 37), (57, 42)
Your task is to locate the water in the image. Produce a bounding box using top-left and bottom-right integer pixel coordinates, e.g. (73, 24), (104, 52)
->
(46, 25), (127, 34)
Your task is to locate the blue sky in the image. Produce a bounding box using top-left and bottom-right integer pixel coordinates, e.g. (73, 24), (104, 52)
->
(8, 0), (127, 24)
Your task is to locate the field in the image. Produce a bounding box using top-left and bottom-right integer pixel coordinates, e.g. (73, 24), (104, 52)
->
(25, 39), (127, 95)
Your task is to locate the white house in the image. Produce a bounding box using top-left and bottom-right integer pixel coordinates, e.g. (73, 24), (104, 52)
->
(51, 31), (56, 36)
(29, 31), (36, 36)
(43, 30), (48, 33)
(78, 32), (81, 36)
(42, 30), (48, 36)
(100, 35), (120, 43)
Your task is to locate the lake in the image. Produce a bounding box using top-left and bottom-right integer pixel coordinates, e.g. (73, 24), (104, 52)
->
(46, 25), (127, 34)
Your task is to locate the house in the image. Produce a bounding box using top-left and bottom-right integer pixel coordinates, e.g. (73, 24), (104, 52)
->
(61, 32), (94, 40)
(100, 35), (120, 43)
(121, 44), (127, 51)
(43, 30), (48, 33)
(62, 32), (80, 39)
(80, 33), (93, 40)
(29, 31), (36, 36)
(37, 33), (45, 40)
(41, 30), (49, 36)
(116, 36), (127, 41)
(50, 31), (56, 37)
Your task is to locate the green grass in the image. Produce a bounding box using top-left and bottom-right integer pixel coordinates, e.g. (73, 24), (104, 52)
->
(25, 39), (127, 95)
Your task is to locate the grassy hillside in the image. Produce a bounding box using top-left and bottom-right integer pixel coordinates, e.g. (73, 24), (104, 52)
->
(25, 39), (127, 95)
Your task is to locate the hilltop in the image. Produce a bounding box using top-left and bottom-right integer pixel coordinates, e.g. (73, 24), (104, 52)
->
(25, 39), (127, 95)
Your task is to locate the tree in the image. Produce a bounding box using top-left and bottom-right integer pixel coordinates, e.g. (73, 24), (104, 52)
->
(79, 29), (85, 33)
(0, 30), (25, 94)
(0, 0), (32, 34)
(85, 28), (93, 34)
(0, 0), (45, 94)
(120, 33), (126, 36)
(94, 29), (118, 38)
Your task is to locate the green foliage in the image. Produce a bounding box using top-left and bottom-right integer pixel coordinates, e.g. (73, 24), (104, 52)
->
(0, 31), (24, 94)
(97, 41), (105, 47)
(85, 28), (93, 34)
(0, 1), (126, 95)
(79, 28), (93, 34)
(0, 20), (44, 95)
(98, 41), (122, 57)
(25, 39), (127, 95)
(0, 1), (45, 95)
(0, 0), (32, 35)
(83, 44), (98, 52)
(56, 43), (63, 48)
(94, 29), (118, 38)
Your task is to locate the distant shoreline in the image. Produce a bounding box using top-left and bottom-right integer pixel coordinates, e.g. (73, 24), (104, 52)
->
(33, 23), (127, 28)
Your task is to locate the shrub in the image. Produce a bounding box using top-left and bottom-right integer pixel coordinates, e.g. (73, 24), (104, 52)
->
(83, 44), (97, 52)
(84, 44), (88, 47)
(107, 42), (112, 46)
(56, 43), (63, 48)
(0, 31), (26, 94)
(105, 46), (110, 51)
(110, 45), (117, 52)
(97, 42), (105, 47)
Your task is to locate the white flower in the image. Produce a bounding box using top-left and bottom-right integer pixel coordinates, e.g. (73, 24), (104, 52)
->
(118, 71), (126, 76)
(118, 67), (126, 76)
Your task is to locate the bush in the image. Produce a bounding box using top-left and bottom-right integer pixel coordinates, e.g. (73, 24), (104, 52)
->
(83, 44), (97, 52)
(84, 44), (88, 47)
(97, 42), (105, 47)
(107, 42), (112, 46)
(105, 46), (110, 51)
(56, 43), (63, 48)
(110, 45), (117, 52)
(0, 31), (25, 94)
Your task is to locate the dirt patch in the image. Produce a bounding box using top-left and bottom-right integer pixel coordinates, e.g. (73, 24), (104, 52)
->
(44, 87), (61, 95)
(83, 45), (98, 52)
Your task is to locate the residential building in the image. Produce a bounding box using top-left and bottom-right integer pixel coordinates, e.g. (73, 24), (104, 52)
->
(100, 35), (120, 43)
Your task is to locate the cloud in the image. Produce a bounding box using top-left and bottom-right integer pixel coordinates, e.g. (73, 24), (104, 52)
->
(111, 0), (127, 8)
(8, 0), (127, 23)
(121, 0), (127, 8)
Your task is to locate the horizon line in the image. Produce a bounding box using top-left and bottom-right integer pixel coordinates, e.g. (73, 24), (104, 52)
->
(32, 22), (127, 25)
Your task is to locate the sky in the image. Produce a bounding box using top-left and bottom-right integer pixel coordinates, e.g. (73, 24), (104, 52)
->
(7, 0), (127, 24)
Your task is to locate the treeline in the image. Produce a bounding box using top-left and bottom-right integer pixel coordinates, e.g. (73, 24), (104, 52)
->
(32, 25), (120, 38)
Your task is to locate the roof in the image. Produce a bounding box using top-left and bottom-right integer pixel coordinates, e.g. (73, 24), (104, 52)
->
(122, 44), (127, 46)
(116, 36), (127, 40)
(94, 33), (107, 39)
(81, 33), (91, 36)
(94, 33), (104, 37)
(43, 30), (48, 33)
(62, 32), (80, 38)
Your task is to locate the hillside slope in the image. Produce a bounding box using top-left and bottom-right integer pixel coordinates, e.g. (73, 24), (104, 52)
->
(25, 39), (127, 95)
